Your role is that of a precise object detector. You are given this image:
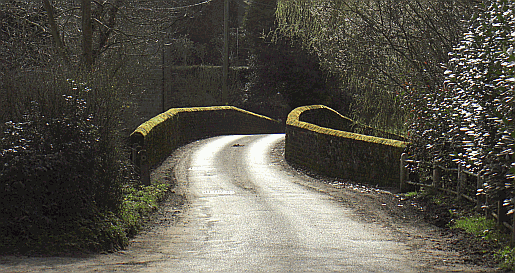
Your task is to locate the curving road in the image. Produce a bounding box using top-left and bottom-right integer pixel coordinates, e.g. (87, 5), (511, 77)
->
(0, 134), (424, 272)
(168, 134), (419, 272)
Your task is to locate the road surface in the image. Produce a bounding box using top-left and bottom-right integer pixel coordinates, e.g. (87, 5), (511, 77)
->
(1, 134), (457, 272)
(168, 134), (418, 272)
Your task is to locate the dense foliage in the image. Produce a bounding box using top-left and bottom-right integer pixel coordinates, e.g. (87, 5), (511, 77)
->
(0, 0), (202, 253)
(409, 0), (515, 214)
(0, 75), (138, 252)
(275, 0), (515, 226)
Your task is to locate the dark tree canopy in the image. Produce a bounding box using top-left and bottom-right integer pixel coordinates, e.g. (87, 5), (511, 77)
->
(242, 0), (338, 119)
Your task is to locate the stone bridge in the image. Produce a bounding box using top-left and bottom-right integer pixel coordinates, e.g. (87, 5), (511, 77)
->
(130, 105), (408, 188)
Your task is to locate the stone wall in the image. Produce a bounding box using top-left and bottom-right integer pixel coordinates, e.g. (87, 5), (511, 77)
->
(130, 106), (283, 169)
(285, 105), (409, 187)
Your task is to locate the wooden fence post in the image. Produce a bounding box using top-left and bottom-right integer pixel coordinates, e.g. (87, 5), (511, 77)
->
(132, 144), (142, 168)
(476, 175), (483, 212)
(457, 165), (463, 200)
(498, 200), (503, 226)
(498, 191), (508, 227)
(485, 191), (491, 220)
(512, 213), (515, 247)
(400, 153), (407, 192)
(131, 143), (138, 166)
(139, 149), (150, 186)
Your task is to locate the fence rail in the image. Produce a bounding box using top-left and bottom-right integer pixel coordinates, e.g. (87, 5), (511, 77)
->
(400, 153), (515, 243)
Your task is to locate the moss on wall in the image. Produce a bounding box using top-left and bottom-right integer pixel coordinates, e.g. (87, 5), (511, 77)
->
(285, 105), (408, 187)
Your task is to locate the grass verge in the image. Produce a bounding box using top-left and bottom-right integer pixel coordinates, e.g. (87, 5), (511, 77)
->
(83, 180), (173, 253)
(496, 246), (515, 271)
(118, 182), (171, 239)
(450, 216), (506, 242)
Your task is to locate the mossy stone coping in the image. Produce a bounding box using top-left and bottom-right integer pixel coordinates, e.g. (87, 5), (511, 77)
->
(285, 105), (409, 187)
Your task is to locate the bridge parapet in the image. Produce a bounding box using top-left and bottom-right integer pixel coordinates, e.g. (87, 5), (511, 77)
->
(130, 106), (283, 184)
(285, 105), (408, 188)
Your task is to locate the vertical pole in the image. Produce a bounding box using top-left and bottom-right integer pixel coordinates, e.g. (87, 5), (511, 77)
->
(498, 191), (508, 227)
(485, 187), (491, 220)
(498, 200), (503, 226)
(512, 212), (515, 247)
(222, 0), (229, 105)
(510, 209), (515, 247)
(131, 144), (139, 166)
(400, 153), (407, 192)
(139, 149), (150, 186)
(162, 43), (165, 113)
(163, 44), (172, 111)
(236, 27), (239, 66)
(81, 0), (93, 70)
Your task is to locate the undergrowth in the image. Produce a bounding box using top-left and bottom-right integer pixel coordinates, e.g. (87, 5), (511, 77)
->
(451, 217), (515, 271)
(118, 182), (170, 238)
(496, 246), (515, 271)
(0, 180), (172, 255)
(405, 191), (418, 197)
(0, 68), (176, 256)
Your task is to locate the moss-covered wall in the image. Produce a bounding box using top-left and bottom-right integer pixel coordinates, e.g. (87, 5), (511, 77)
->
(130, 106), (283, 169)
(285, 105), (408, 187)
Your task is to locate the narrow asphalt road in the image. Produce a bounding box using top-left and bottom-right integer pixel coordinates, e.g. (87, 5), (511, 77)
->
(168, 134), (419, 272)
(1, 134), (428, 272)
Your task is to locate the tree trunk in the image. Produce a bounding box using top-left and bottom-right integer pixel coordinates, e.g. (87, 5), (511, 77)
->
(42, 0), (69, 63)
(94, 0), (124, 63)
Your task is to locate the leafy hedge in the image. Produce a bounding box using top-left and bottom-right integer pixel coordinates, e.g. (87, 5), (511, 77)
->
(407, 0), (515, 216)
(1, 98), (97, 248)
(0, 78), (133, 254)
